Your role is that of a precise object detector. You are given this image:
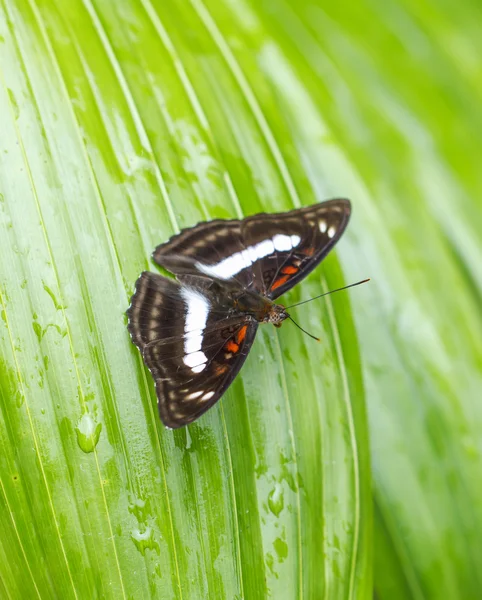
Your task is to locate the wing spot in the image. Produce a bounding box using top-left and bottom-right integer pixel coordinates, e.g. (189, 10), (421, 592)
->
(224, 352), (233, 359)
(236, 325), (248, 344)
(225, 340), (239, 353)
(272, 234), (293, 252)
(319, 220), (327, 233)
(281, 266), (298, 275)
(327, 225), (336, 238)
(186, 390), (203, 400)
(201, 391), (215, 402)
(205, 233), (223, 242)
(271, 274), (290, 291)
(183, 350), (208, 369)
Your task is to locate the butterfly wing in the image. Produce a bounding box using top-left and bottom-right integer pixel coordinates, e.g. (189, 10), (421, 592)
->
(153, 218), (257, 291)
(258, 199), (351, 299)
(152, 198), (351, 299)
(127, 272), (257, 428)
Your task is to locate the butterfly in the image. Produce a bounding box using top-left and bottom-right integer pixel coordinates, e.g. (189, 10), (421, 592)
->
(127, 199), (351, 429)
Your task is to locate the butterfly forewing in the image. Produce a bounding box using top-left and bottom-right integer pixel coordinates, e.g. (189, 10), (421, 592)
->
(127, 272), (258, 428)
(153, 199), (350, 299)
(153, 220), (258, 291)
(258, 200), (351, 299)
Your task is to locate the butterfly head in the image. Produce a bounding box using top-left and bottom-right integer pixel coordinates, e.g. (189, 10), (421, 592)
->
(266, 303), (289, 328)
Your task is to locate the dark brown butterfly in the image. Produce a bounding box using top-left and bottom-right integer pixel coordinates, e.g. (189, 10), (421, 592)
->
(127, 199), (351, 428)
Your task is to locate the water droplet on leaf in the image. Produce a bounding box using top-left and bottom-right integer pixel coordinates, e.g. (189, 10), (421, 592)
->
(131, 527), (160, 556)
(75, 413), (102, 453)
(268, 483), (284, 517)
(273, 537), (288, 562)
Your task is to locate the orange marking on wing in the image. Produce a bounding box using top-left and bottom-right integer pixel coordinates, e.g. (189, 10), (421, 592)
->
(215, 364), (229, 375)
(271, 274), (290, 291)
(225, 340), (239, 353)
(281, 265), (298, 275)
(304, 247), (315, 257)
(236, 325), (248, 344)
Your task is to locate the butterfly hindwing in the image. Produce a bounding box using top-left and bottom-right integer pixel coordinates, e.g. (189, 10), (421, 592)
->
(127, 272), (258, 428)
(152, 199), (351, 299)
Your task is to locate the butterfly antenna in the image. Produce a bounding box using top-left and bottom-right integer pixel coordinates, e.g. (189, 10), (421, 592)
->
(285, 278), (370, 309)
(287, 315), (321, 342)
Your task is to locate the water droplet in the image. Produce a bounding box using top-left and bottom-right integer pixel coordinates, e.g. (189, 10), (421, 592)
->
(268, 483), (284, 517)
(7, 88), (19, 120)
(32, 321), (44, 343)
(185, 427), (192, 450)
(254, 458), (267, 478)
(129, 496), (145, 511)
(265, 552), (278, 578)
(131, 527), (160, 556)
(284, 471), (297, 493)
(15, 389), (24, 407)
(43, 282), (65, 310)
(273, 537), (288, 562)
(128, 495), (149, 523)
(75, 413), (102, 453)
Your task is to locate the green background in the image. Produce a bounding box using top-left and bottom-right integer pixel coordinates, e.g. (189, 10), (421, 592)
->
(0, 0), (481, 598)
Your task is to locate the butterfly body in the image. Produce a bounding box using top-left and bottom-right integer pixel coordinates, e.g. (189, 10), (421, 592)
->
(230, 289), (287, 325)
(127, 199), (351, 428)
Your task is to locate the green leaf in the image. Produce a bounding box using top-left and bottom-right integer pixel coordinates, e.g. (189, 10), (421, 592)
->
(1, 0), (481, 599)
(0, 0), (370, 598)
